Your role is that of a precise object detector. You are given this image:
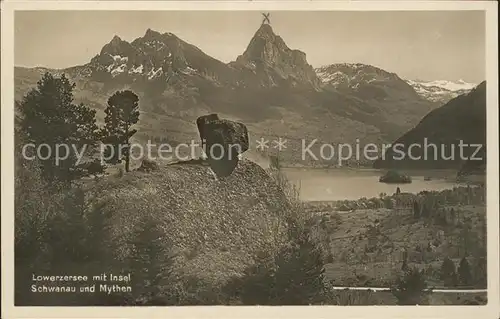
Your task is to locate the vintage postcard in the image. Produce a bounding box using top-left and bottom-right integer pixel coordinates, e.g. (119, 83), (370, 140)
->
(1, 1), (499, 318)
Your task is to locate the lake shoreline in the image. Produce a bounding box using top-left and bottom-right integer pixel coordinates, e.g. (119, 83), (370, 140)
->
(281, 167), (484, 202)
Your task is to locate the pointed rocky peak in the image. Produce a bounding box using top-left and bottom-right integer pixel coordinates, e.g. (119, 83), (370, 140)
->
(110, 35), (122, 44)
(144, 28), (163, 40)
(100, 35), (133, 56)
(231, 24), (321, 89)
(253, 23), (277, 40)
(239, 24), (291, 63)
(134, 28), (178, 46)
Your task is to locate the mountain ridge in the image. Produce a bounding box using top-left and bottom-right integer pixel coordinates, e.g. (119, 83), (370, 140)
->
(373, 81), (486, 170)
(15, 24), (443, 166)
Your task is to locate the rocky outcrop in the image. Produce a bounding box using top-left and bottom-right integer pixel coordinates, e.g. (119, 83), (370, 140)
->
(88, 159), (291, 285)
(196, 114), (249, 178)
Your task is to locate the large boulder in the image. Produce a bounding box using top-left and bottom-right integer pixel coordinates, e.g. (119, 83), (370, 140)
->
(196, 113), (220, 149)
(196, 114), (249, 178)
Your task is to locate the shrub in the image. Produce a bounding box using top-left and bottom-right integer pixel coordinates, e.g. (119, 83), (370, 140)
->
(473, 257), (487, 288)
(123, 215), (177, 305)
(391, 267), (428, 305)
(15, 155), (94, 265)
(458, 257), (472, 286)
(440, 257), (458, 287)
(227, 215), (327, 305)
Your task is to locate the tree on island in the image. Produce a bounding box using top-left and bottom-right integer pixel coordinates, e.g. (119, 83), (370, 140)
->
(101, 90), (140, 172)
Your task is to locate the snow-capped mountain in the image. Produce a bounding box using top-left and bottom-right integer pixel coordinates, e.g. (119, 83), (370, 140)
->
(314, 63), (434, 127)
(316, 63), (399, 87)
(405, 79), (478, 104)
(67, 29), (238, 86)
(315, 63), (420, 98)
(411, 79), (477, 92)
(315, 63), (478, 105)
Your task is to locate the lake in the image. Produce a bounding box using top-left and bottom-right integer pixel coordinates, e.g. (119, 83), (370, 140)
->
(281, 168), (467, 202)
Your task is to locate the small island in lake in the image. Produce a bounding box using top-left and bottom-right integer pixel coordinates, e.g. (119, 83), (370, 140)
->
(379, 170), (412, 184)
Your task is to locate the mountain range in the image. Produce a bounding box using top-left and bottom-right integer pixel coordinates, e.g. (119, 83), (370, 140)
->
(14, 24), (481, 167)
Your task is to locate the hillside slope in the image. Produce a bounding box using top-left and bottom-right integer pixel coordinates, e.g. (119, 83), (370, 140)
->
(373, 81), (486, 170)
(86, 159), (291, 283)
(16, 158), (299, 306)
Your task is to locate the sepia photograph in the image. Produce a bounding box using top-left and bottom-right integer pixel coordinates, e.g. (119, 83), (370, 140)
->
(1, 1), (499, 318)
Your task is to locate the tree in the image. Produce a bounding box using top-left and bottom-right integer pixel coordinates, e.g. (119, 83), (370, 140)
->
(102, 90), (140, 172)
(125, 216), (176, 305)
(459, 220), (473, 257)
(458, 257), (472, 286)
(473, 257), (487, 288)
(228, 218), (327, 305)
(401, 252), (409, 272)
(420, 202), (430, 218)
(19, 72), (99, 186)
(272, 224), (327, 305)
(269, 154), (281, 170)
(413, 200), (420, 219)
(391, 267), (428, 305)
(440, 257), (458, 287)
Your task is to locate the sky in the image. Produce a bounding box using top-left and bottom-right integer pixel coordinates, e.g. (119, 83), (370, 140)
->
(14, 10), (485, 83)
